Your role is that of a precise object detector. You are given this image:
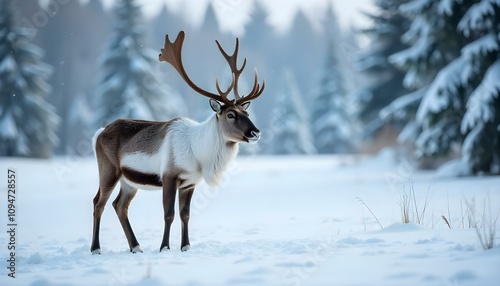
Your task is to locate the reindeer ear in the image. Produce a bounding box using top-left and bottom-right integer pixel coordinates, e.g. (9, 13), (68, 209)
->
(240, 101), (251, 111)
(209, 99), (223, 114)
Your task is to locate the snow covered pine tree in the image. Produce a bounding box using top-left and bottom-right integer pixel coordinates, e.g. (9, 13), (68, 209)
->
(268, 69), (316, 155)
(456, 0), (500, 174)
(382, 0), (471, 161)
(383, 0), (500, 175)
(311, 5), (357, 154)
(0, 0), (59, 158)
(94, 0), (184, 127)
(355, 0), (410, 138)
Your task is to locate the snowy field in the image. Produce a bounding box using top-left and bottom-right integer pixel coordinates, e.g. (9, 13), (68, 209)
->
(1, 151), (499, 285)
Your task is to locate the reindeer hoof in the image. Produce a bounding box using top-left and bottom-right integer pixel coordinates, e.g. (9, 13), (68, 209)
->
(91, 249), (101, 255)
(130, 245), (143, 253)
(160, 246), (170, 252)
(181, 245), (191, 252)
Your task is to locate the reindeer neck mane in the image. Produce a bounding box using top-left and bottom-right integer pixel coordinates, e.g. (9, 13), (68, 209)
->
(191, 114), (238, 186)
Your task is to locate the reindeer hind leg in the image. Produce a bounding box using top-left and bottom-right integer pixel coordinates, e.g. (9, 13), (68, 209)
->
(91, 165), (120, 254)
(113, 180), (142, 253)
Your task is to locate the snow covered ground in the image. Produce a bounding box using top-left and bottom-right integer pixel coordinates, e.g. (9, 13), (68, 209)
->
(1, 150), (499, 285)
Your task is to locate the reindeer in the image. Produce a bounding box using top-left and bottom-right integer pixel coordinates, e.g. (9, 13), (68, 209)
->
(90, 31), (265, 254)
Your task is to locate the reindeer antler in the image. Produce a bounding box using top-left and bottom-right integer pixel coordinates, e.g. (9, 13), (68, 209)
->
(159, 31), (265, 106)
(215, 38), (265, 105)
(159, 31), (234, 105)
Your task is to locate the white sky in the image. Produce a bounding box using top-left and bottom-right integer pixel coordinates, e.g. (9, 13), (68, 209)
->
(100, 0), (376, 35)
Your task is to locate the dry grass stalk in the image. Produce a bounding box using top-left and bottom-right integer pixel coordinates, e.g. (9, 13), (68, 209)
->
(356, 197), (384, 230)
(441, 215), (451, 229)
(465, 196), (499, 250)
(398, 181), (433, 225)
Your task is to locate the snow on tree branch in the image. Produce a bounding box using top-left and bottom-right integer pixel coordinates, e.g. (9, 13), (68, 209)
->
(458, 0), (500, 36)
(416, 57), (468, 123)
(461, 59), (500, 133)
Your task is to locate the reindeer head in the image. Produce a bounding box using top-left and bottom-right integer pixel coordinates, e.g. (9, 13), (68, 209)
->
(159, 31), (265, 144)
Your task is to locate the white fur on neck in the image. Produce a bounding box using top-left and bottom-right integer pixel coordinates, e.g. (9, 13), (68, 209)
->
(190, 114), (238, 186)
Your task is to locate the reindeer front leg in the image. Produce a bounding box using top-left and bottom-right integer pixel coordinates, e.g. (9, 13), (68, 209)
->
(160, 176), (177, 252)
(179, 184), (195, 251)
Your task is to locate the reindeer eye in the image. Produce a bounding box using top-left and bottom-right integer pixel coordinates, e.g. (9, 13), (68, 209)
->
(227, 113), (235, 119)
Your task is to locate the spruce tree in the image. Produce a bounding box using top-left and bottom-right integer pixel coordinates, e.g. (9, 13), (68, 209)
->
(94, 0), (184, 127)
(356, 0), (410, 136)
(385, 0), (500, 174)
(458, 0), (500, 174)
(0, 0), (59, 158)
(267, 69), (316, 155)
(39, 0), (111, 154)
(383, 0), (473, 158)
(283, 9), (323, 98)
(311, 5), (357, 154)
